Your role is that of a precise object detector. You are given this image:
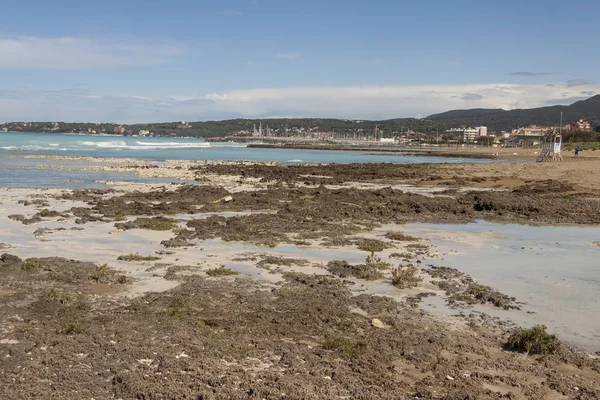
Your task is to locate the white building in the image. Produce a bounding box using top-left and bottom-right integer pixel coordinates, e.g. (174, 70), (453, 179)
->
(380, 138), (395, 144)
(445, 126), (488, 141)
(463, 128), (479, 141)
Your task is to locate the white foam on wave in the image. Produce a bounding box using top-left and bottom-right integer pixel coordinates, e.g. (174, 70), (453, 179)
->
(134, 141), (210, 149)
(76, 140), (210, 150)
(209, 144), (248, 148)
(0, 145), (68, 151)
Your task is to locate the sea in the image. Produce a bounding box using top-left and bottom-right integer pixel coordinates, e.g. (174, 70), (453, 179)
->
(1, 132), (492, 188)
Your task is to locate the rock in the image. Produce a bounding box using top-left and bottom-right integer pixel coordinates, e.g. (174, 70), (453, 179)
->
(446, 375), (454, 381)
(221, 196), (233, 203)
(592, 241), (600, 247)
(33, 228), (52, 237)
(0, 253), (22, 266)
(371, 318), (386, 329)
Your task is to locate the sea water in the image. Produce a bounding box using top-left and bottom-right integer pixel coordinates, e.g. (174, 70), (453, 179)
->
(0, 131), (489, 164)
(403, 221), (600, 351)
(0, 132), (495, 189)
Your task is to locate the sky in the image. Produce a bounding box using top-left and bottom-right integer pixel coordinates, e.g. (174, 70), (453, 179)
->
(1, 0), (599, 123)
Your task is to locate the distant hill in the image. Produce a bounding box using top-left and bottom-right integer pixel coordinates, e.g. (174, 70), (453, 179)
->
(3, 95), (599, 137)
(427, 95), (600, 131)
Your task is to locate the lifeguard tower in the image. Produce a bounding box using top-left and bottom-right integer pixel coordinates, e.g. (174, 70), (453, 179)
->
(536, 128), (563, 162)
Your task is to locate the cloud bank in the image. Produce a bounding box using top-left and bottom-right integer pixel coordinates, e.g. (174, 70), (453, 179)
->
(277, 53), (300, 61)
(0, 82), (598, 123)
(0, 36), (185, 69)
(508, 71), (559, 77)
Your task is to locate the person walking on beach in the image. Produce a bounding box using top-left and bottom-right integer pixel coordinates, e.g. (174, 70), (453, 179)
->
(574, 147), (580, 157)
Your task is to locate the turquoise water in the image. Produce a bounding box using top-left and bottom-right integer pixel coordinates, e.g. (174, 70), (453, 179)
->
(0, 132), (493, 189)
(0, 132), (490, 164)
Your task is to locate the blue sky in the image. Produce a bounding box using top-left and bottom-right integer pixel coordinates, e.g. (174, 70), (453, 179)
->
(1, 0), (599, 122)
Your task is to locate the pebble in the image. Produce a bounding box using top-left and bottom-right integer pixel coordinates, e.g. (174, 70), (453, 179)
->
(446, 375), (454, 381)
(371, 318), (386, 329)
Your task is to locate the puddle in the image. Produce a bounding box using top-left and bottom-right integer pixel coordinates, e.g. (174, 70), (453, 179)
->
(88, 283), (120, 295)
(402, 221), (600, 351)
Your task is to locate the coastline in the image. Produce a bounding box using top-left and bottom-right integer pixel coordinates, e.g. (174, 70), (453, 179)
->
(1, 153), (599, 397)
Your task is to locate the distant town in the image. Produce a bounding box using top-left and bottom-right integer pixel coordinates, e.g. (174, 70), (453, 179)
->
(1, 117), (596, 147)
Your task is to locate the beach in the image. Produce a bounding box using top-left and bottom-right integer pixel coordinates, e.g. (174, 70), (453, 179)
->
(1, 142), (599, 399)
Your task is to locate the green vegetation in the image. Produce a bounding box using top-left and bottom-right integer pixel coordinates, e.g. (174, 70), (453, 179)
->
(390, 265), (422, 289)
(323, 337), (366, 358)
(364, 253), (391, 270)
(143, 220), (178, 231)
(167, 295), (192, 318)
(326, 255), (388, 280)
(506, 325), (561, 355)
(355, 238), (391, 253)
(206, 265), (239, 277)
(43, 288), (72, 304)
(114, 211), (126, 221)
(58, 300), (91, 335)
(428, 94), (600, 133)
(60, 322), (89, 335)
(3, 95), (599, 137)
(385, 231), (420, 242)
(117, 253), (161, 262)
(90, 263), (114, 283)
(20, 260), (45, 272)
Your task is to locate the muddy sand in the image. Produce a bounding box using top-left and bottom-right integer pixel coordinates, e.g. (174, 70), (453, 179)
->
(1, 160), (600, 399)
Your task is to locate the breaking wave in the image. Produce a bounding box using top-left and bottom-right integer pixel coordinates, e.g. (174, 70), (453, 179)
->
(77, 140), (211, 150)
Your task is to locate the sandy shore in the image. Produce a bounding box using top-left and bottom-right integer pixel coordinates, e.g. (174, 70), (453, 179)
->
(1, 158), (599, 398)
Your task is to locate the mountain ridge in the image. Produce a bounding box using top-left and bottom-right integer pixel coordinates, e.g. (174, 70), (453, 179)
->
(427, 95), (600, 131)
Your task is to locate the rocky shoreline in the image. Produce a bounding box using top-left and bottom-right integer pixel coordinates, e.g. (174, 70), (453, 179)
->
(1, 159), (599, 398)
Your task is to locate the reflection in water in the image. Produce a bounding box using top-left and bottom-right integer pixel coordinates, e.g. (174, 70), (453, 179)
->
(402, 221), (600, 351)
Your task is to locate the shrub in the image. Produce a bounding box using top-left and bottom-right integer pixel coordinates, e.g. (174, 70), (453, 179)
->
(385, 231), (419, 242)
(506, 325), (561, 355)
(143, 220), (178, 231)
(323, 337), (366, 358)
(326, 260), (382, 280)
(117, 253), (161, 262)
(90, 263), (114, 283)
(167, 296), (191, 318)
(364, 253), (391, 270)
(391, 265), (422, 289)
(206, 265), (239, 277)
(355, 238), (391, 253)
(60, 322), (88, 335)
(20, 261), (44, 272)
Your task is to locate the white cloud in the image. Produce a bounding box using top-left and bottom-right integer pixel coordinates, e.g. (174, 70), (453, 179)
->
(0, 36), (185, 69)
(277, 53), (300, 61)
(0, 81), (598, 123)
